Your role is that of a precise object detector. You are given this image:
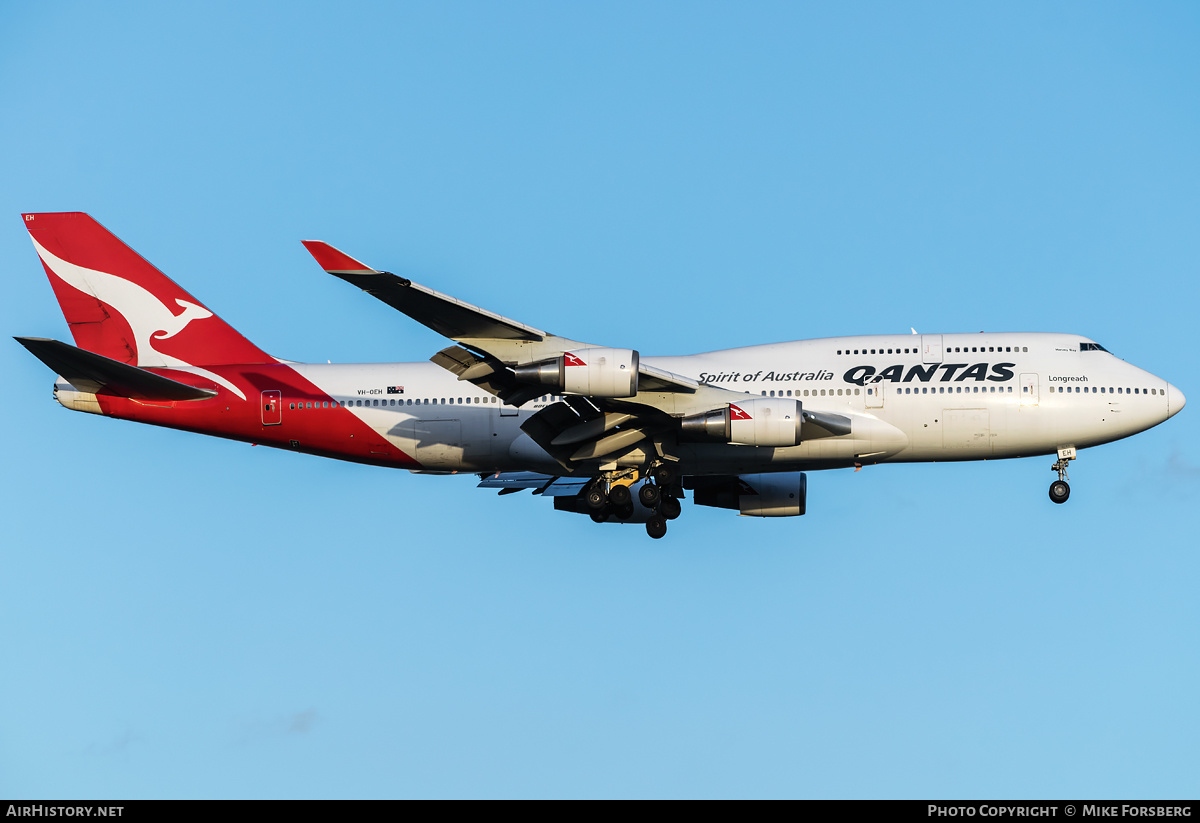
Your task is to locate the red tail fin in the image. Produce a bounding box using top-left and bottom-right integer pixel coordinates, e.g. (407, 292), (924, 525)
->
(23, 212), (273, 367)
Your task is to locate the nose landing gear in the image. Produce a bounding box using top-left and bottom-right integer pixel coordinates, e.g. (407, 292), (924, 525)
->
(1049, 446), (1076, 504)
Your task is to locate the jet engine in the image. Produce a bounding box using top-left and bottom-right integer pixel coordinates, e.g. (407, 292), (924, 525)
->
(513, 347), (640, 398)
(690, 472), (807, 517)
(679, 398), (803, 447)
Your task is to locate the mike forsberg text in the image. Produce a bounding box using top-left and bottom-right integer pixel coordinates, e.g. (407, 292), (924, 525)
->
(928, 808), (1192, 818)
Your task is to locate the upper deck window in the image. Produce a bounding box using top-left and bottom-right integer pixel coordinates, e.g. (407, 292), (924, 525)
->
(1081, 342), (1109, 352)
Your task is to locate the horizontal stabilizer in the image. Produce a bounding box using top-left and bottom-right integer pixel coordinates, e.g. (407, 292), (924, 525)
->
(15, 337), (218, 400)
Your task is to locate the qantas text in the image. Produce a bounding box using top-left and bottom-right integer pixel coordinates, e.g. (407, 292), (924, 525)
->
(844, 362), (1015, 386)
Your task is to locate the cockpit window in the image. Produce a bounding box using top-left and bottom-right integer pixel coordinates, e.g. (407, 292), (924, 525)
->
(1081, 342), (1109, 352)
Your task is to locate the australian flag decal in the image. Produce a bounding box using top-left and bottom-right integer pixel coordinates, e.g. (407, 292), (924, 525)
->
(387, 386), (405, 395)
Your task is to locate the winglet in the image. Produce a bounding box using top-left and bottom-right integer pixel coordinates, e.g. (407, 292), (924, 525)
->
(301, 240), (379, 274)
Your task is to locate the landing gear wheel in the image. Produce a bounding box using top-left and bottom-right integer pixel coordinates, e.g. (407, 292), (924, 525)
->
(646, 516), (667, 539)
(639, 483), (661, 507)
(614, 503), (635, 521)
(609, 484), (632, 507)
(585, 487), (608, 511)
(651, 464), (677, 486)
(658, 496), (681, 520)
(1049, 480), (1070, 504)
(590, 509), (609, 524)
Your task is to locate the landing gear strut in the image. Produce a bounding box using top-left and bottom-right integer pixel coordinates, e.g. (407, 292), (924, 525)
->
(1049, 446), (1076, 505)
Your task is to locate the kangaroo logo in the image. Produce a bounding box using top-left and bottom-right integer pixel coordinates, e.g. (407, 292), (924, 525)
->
(31, 237), (246, 399)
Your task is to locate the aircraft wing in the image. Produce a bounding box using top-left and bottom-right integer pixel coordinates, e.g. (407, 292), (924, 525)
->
(303, 240), (701, 395)
(476, 471), (590, 497)
(303, 241), (851, 470)
(301, 241), (552, 343)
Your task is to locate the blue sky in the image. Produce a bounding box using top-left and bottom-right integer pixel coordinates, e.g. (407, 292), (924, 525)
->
(2, 1), (1197, 799)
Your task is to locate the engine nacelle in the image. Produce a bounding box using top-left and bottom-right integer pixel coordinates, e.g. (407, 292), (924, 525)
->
(691, 472), (807, 517)
(513, 347), (640, 398)
(679, 398), (803, 447)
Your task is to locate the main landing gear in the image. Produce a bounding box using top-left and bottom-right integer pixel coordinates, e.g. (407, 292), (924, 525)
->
(1049, 446), (1076, 505)
(584, 463), (682, 539)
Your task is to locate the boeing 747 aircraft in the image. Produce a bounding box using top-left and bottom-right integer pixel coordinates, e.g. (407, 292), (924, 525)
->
(16, 212), (1185, 538)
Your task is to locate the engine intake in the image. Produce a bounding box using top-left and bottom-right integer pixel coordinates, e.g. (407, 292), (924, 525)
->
(513, 348), (640, 398)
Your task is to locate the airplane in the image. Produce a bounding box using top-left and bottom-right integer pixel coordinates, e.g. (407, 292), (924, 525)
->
(16, 212), (1186, 539)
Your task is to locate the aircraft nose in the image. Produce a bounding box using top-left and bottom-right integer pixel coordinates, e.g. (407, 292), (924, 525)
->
(1167, 383), (1186, 419)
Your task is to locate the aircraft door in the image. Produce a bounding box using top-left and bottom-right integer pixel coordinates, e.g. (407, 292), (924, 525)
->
(922, 335), (943, 364)
(261, 390), (281, 425)
(1020, 373), (1039, 407)
(865, 377), (884, 408)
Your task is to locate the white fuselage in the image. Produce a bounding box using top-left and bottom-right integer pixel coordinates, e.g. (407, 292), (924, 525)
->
(284, 332), (1183, 476)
